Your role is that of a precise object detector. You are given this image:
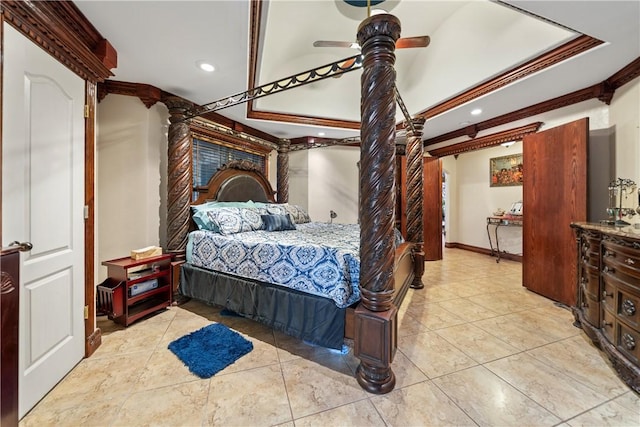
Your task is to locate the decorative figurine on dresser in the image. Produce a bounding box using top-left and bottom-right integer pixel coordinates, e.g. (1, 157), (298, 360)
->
(572, 190), (640, 393)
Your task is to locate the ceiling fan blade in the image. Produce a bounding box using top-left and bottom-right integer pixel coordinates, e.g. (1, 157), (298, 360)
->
(315, 35), (429, 50)
(333, 56), (359, 78)
(396, 35), (430, 49)
(313, 40), (360, 49)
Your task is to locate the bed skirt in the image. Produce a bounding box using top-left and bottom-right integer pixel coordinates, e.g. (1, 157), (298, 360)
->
(180, 263), (347, 349)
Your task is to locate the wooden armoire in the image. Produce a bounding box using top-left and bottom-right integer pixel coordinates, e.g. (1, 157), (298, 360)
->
(522, 118), (588, 306)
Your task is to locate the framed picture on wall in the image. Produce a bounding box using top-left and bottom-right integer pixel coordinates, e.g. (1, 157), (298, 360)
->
(490, 153), (523, 187)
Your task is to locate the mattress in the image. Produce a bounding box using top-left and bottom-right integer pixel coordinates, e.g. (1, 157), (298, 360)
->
(186, 222), (363, 308)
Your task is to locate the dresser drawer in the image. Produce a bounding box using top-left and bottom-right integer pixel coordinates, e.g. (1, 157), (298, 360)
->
(602, 307), (616, 344)
(616, 282), (640, 329)
(602, 239), (640, 282)
(580, 291), (600, 327)
(580, 264), (600, 299)
(581, 233), (601, 266)
(617, 322), (640, 364)
(601, 275), (616, 313)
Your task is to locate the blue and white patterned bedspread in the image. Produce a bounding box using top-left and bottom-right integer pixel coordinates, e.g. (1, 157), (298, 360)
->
(187, 223), (366, 308)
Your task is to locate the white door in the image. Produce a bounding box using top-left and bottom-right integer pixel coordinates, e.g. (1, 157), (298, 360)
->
(2, 23), (85, 418)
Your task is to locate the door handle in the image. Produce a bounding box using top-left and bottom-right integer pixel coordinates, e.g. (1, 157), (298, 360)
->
(9, 241), (33, 252)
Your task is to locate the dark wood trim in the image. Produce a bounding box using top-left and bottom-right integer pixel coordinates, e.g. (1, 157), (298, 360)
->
(246, 9), (602, 133)
(424, 56), (640, 147)
(0, 15), (4, 244)
(97, 80), (282, 146)
(246, 109), (361, 131)
(189, 119), (275, 156)
(0, 0), (115, 82)
(418, 35), (602, 121)
(445, 242), (523, 263)
(85, 81), (100, 357)
(608, 57), (640, 92)
(245, 0), (360, 133)
(97, 81), (162, 108)
(427, 122), (542, 157)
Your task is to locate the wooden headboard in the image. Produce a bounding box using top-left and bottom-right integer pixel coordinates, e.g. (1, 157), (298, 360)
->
(192, 159), (276, 205)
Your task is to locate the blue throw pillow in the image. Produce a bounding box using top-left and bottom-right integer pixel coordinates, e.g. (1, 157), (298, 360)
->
(261, 214), (296, 231)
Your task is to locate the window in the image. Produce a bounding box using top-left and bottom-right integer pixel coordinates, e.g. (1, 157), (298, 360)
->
(192, 138), (266, 200)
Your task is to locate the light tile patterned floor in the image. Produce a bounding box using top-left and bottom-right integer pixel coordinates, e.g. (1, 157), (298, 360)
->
(20, 248), (640, 426)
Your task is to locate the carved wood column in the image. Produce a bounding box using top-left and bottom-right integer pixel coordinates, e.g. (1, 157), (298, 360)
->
(277, 139), (290, 203)
(405, 118), (426, 289)
(354, 13), (400, 395)
(164, 96), (194, 257)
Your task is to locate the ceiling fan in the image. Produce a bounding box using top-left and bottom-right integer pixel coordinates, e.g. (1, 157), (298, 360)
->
(313, 35), (430, 75)
(313, 35), (430, 50)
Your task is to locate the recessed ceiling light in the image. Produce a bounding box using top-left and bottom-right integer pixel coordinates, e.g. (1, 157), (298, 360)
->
(318, 132), (325, 136)
(196, 61), (215, 72)
(459, 121), (471, 126)
(470, 108), (482, 116)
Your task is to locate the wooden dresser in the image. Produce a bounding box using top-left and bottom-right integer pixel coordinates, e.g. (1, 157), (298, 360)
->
(571, 222), (640, 393)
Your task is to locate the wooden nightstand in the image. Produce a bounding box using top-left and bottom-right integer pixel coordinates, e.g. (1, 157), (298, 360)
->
(99, 254), (173, 326)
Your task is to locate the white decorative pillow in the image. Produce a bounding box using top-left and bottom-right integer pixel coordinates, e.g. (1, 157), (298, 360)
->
(204, 207), (264, 235)
(256, 203), (311, 224)
(286, 204), (311, 224)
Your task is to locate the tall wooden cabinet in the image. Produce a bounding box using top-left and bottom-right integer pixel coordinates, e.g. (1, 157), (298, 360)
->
(523, 118), (588, 306)
(572, 222), (640, 393)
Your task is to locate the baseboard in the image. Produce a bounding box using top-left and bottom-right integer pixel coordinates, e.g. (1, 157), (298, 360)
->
(85, 327), (102, 357)
(444, 242), (522, 263)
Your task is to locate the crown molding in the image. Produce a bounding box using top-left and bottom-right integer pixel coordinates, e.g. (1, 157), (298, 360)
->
(417, 35), (602, 121)
(1, 0), (115, 82)
(424, 55), (639, 147)
(427, 122), (542, 157)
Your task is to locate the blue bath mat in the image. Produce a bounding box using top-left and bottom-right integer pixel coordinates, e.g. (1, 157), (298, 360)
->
(168, 323), (253, 378)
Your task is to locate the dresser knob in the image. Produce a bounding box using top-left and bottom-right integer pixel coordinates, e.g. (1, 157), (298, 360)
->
(603, 266), (615, 274)
(604, 250), (615, 258)
(622, 333), (636, 351)
(624, 258), (636, 265)
(602, 321), (613, 327)
(622, 299), (636, 316)
(603, 290), (613, 299)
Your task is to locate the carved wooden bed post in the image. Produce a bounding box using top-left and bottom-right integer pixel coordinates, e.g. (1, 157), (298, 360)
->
(277, 139), (290, 203)
(354, 13), (401, 394)
(405, 117), (426, 289)
(164, 96), (194, 257)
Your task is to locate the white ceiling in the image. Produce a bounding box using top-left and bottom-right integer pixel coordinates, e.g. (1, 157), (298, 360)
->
(75, 0), (640, 143)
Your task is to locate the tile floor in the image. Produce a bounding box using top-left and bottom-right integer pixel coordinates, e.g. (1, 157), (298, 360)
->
(20, 248), (640, 426)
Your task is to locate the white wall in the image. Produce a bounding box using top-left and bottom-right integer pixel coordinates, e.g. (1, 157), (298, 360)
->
(609, 77), (640, 225)
(289, 146), (360, 224)
(288, 149), (309, 210)
(443, 143), (524, 255)
(96, 94), (168, 282)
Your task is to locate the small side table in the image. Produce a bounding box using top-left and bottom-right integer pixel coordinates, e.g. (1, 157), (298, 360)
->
(486, 216), (523, 262)
(99, 254), (173, 326)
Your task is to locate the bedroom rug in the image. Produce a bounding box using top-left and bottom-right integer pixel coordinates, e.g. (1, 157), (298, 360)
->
(168, 323), (253, 378)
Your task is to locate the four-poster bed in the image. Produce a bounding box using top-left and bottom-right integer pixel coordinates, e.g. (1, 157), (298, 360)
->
(165, 13), (427, 394)
(179, 160), (416, 351)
